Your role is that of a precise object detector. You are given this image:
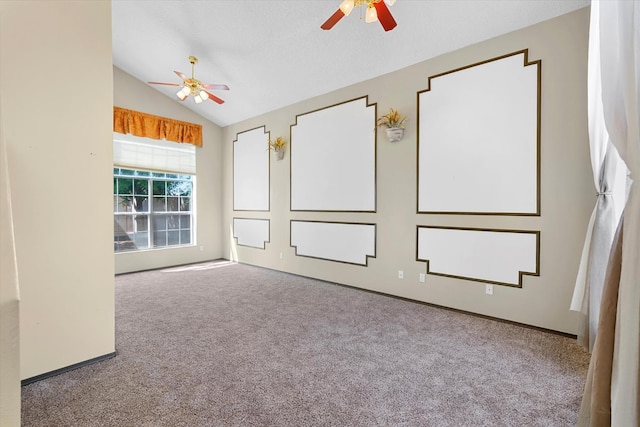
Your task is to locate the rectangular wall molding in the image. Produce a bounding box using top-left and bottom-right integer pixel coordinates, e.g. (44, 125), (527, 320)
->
(291, 221), (376, 266)
(233, 126), (270, 211)
(417, 226), (540, 287)
(290, 96), (376, 212)
(233, 218), (270, 249)
(417, 50), (541, 215)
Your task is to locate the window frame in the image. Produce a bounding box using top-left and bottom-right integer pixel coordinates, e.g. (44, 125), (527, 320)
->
(114, 167), (196, 253)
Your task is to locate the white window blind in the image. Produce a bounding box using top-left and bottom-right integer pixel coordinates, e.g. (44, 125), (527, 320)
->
(113, 132), (196, 174)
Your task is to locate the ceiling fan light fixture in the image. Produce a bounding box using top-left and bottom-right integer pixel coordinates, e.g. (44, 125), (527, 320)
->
(365, 5), (378, 23)
(148, 56), (229, 105)
(339, 0), (355, 16)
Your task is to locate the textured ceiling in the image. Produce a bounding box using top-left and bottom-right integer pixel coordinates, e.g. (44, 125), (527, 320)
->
(112, 0), (589, 127)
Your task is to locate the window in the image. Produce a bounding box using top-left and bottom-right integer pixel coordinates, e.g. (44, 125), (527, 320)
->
(114, 167), (194, 252)
(113, 132), (196, 253)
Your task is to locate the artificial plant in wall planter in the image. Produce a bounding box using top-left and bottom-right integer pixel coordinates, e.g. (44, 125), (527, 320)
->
(377, 108), (407, 142)
(268, 136), (287, 160)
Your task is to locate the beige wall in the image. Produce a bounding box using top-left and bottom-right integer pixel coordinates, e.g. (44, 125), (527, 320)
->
(1, 0), (115, 385)
(0, 4), (592, 424)
(113, 67), (224, 274)
(223, 7), (593, 334)
(0, 80), (20, 426)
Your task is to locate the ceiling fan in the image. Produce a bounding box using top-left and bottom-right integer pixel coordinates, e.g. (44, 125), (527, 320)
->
(321, 0), (397, 32)
(148, 56), (229, 105)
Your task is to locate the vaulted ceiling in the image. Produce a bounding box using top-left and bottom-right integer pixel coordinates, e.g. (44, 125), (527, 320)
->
(112, 0), (589, 127)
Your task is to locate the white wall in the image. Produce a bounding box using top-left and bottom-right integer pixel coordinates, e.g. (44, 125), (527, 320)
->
(223, 8), (593, 334)
(1, 0), (115, 383)
(113, 67), (223, 274)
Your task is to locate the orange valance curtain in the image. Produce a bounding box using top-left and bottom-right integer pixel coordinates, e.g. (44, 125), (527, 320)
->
(113, 107), (202, 147)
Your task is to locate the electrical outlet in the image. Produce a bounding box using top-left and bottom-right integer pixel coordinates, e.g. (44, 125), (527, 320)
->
(485, 284), (494, 295)
(419, 273), (426, 283)
(279, 252), (283, 259)
(199, 245), (204, 251)
(398, 270), (404, 279)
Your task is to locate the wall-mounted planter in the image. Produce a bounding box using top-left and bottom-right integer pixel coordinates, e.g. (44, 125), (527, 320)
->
(386, 127), (404, 142)
(377, 108), (406, 142)
(269, 136), (287, 161)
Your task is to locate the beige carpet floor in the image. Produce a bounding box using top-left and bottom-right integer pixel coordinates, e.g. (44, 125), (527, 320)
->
(21, 261), (589, 426)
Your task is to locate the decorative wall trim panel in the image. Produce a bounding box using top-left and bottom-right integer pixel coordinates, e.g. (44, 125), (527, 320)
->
(416, 226), (540, 287)
(291, 220), (376, 266)
(290, 96), (376, 212)
(417, 50), (541, 215)
(233, 218), (270, 249)
(233, 126), (270, 211)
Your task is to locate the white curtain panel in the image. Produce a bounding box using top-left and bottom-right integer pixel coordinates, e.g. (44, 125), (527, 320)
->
(589, 1), (640, 425)
(570, 0), (629, 352)
(570, 146), (624, 351)
(570, 28), (622, 350)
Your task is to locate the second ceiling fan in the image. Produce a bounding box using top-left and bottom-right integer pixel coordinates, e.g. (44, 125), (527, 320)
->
(321, 0), (398, 32)
(148, 56), (229, 105)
